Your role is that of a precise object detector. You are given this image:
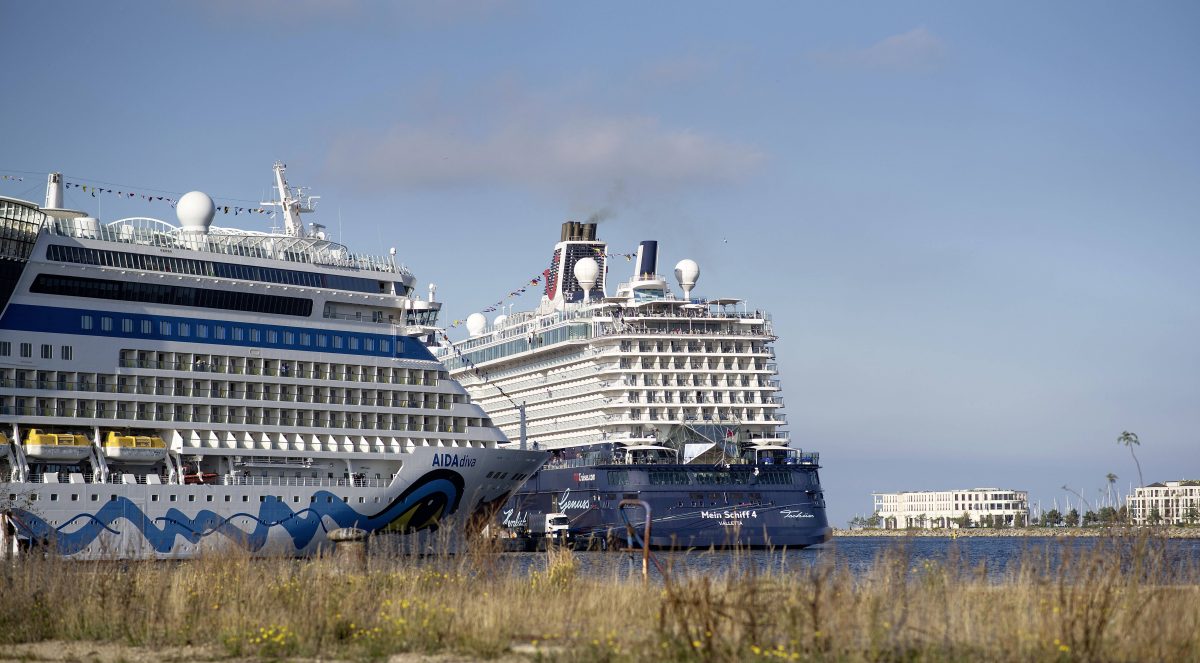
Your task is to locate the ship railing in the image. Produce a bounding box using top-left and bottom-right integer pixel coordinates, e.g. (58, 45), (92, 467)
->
(44, 218), (412, 277)
(111, 359), (437, 385)
(542, 455), (614, 470)
(598, 326), (774, 339)
(223, 475), (391, 488)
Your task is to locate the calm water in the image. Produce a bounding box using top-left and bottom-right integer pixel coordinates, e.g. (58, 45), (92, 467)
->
(505, 536), (1200, 581)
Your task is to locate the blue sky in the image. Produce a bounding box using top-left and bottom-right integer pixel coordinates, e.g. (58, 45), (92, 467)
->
(2, 1), (1197, 524)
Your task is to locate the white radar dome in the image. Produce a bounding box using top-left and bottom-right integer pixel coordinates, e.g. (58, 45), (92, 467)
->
(674, 259), (700, 300)
(465, 313), (487, 337)
(176, 191), (215, 232)
(493, 314), (508, 330)
(573, 257), (600, 286)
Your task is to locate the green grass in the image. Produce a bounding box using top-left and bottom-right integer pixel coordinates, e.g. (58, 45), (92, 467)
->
(1, 532), (1196, 661)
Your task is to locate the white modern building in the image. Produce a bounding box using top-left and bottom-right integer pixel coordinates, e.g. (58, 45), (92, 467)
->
(1126, 481), (1200, 525)
(872, 488), (1029, 529)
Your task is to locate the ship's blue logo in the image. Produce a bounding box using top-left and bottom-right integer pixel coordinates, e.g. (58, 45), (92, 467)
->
(9, 470), (466, 556)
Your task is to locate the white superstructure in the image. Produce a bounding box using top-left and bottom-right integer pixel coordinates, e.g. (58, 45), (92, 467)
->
(439, 222), (790, 464)
(0, 164), (546, 559)
(872, 488), (1030, 529)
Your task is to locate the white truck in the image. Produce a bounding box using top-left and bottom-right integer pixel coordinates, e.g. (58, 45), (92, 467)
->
(531, 513), (571, 542)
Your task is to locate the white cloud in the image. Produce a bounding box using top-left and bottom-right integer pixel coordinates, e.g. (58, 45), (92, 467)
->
(326, 113), (765, 195)
(812, 27), (946, 71)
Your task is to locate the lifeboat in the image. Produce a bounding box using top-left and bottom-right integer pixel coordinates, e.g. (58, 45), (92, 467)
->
(23, 429), (93, 462)
(103, 431), (168, 463)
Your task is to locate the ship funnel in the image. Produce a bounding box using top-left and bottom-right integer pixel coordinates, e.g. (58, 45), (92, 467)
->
(634, 240), (658, 279)
(560, 221), (598, 242)
(44, 173), (64, 209)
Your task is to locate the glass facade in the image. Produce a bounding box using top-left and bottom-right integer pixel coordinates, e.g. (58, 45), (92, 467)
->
(445, 322), (591, 369)
(46, 244), (396, 295)
(31, 274), (313, 317)
(0, 199), (45, 311)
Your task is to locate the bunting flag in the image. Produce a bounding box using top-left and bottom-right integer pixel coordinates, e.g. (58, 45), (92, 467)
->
(1, 174), (24, 182)
(447, 273), (545, 327)
(62, 181), (272, 216)
(445, 245), (636, 328)
(593, 246), (637, 261)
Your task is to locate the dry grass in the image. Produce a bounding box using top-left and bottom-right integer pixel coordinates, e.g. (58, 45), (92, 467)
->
(1, 532), (1197, 662)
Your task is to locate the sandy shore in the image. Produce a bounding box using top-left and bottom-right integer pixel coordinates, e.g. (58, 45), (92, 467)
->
(833, 526), (1200, 538)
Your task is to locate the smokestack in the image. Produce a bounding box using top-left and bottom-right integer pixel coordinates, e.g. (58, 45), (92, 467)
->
(45, 173), (64, 209)
(583, 223), (596, 240)
(634, 240), (658, 278)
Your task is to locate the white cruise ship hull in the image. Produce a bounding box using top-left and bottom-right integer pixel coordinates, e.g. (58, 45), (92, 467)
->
(2, 446), (545, 560)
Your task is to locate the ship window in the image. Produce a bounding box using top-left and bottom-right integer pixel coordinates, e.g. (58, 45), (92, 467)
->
(41, 344), (52, 359)
(81, 315), (94, 330)
(300, 333), (311, 346)
(178, 323), (190, 337)
(283, 331), (294, 344)
(122, 318), (132, 333)
(380, 340), (390, 353)
(332, 336), (343, 349)
(231, 327), (244, 341)
(249, 329), (261, 343)
(348, 337), (359, 350)
(61, 346), (72, 360)
(197, 324), (208, 338)
(364, 338), (374, 352)
(141, 320), (152, 334)
(101, 317), (113, 331)
(50, 493), (58, 501)
(91, 494), (98, 501)
(188, 495), (195, 502)
(0, 341), (9, 356)
(317, 335), (328, 348)
(151, 494), (159, 502)
(160, 321), (172, 335)
(266, 330), (278, 344)
(225, 495), (231, 502)
(215, 326), (226, 340)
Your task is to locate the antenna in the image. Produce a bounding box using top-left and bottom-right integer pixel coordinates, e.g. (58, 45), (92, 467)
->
(260, 161), (311, 237)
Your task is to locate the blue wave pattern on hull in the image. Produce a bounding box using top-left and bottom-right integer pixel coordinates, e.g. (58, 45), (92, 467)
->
(11, 471), (464, 555)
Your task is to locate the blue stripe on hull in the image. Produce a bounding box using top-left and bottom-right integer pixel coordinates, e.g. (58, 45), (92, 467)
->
(10, 470), (464, 555)
(0, 303), (436, 361)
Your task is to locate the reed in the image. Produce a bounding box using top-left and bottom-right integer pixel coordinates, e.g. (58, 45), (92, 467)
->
(1, 531), (1197, 661)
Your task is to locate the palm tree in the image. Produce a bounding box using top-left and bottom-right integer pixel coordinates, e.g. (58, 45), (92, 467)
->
(1118, 431), (1144, 488)
(1106, 473), (1118, 507)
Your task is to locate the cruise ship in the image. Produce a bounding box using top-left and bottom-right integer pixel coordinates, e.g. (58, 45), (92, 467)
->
(439, 222), (830, 548)
(0, 164), (548, 560)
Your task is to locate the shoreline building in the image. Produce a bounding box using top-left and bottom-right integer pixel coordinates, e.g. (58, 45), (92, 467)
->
(872, 488), (1029, 529)
(1126, 481), (1200, 525)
